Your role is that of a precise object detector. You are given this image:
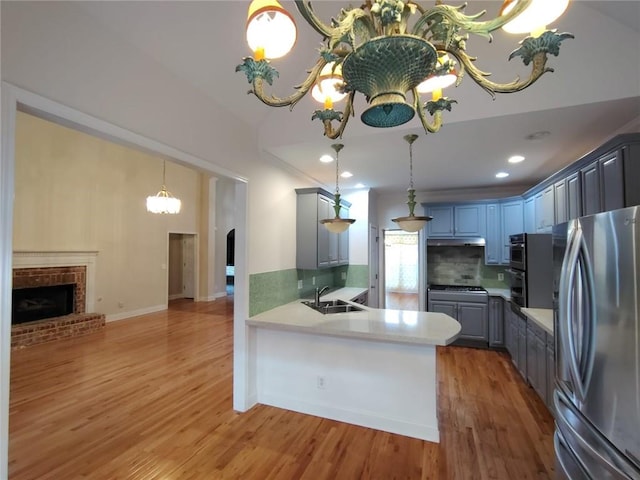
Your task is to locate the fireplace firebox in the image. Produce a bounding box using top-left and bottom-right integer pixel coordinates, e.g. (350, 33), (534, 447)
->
(12, 284), (75, 325)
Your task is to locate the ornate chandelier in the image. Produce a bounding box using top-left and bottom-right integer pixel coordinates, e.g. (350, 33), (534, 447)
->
(146, 160), (182, 215)
(236, 0), (572, 139)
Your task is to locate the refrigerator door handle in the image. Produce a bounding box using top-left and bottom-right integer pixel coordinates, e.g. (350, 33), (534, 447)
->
(560, 225), (587, 401)
(555, 389), (640, 479)
(576, 234), (596, 398)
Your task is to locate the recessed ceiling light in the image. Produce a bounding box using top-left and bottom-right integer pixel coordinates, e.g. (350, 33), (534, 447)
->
(496, 172), (509, 178)
(341, 171), (353, 178)
(319, 154), (334, 163)
(508, 155), (525, 164)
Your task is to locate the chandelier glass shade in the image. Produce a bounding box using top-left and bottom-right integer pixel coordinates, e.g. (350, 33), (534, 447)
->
(319, 143), (356, 233)
(245, 0), (297, 60)
(146, 160), (182, 215)
(392, 134), (432, 232)
(500, 0), (570, 34)
(236, 0), (573, 139)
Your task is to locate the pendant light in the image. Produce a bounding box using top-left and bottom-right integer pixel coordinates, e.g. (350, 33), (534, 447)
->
(146, 160), (182, 214)
(320, 143), (356, 233)
(392, 134), (432, 232)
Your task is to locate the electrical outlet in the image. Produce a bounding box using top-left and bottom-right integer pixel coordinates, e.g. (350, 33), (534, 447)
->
(316, 375), (326, 390)
(341, 272), (347, 280)
(118, 302), (124, 308)
(298, 280), (303, 289)
(498, 273), (504, 281)
(312, 276), (316, 285)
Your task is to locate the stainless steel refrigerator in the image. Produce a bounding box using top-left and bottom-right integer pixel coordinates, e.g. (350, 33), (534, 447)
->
(552, 205), (640, 479)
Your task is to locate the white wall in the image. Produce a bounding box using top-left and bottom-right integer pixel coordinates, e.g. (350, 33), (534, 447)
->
(214, 176), (236, 297)
(13, 112), (202, 317)
(343, 189), (370, 265)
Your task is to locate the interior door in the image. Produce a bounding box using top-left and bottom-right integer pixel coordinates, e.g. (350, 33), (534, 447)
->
(369, 224), (379, 308)
(182, 235), (196, 299)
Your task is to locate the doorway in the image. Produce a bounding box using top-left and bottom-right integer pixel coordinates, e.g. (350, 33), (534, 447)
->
(383, 230), (419, 311)
(226, 229), (235, 296)
(168, 233), (197, 300)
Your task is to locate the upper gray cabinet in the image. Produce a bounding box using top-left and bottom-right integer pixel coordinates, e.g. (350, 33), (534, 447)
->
(426, 204), (486, 238)
(525, 133), (639, 226)
(534, 185), (554, 232)
(500, 200), (524, 264)
(296, 188), (350, 270)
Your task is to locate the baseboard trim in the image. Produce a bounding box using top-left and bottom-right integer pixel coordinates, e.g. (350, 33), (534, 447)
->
(258, 393), (439, 443)
(106, 304), (166, 322)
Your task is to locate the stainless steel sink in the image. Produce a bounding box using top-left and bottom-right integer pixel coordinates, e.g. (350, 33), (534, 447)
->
(302, 299), (364, 314)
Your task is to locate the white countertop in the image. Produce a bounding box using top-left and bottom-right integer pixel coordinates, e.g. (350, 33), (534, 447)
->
(316, 287), (368, 302)
(521, 308), (554, 336)
(248, 288), (461, 347)
(485, 288), (511, 300)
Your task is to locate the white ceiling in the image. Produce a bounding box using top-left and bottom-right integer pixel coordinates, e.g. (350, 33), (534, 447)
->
(75, 0), (640, 195)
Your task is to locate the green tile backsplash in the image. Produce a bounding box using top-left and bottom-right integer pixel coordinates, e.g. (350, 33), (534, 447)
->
(427, 246), (509, 289)
(249, 264), (369, 316)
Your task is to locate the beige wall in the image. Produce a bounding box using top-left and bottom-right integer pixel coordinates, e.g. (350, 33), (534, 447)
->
(13, 111), (204, 317)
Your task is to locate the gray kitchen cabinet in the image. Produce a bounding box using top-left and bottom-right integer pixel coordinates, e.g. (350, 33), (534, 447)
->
(485, 203), (500, 264)
(458, 302), (489, 341)
(500, 200), (524, 264)
(296, 188), (350, 270)
(581, 160), (600, 216)
(429, 300), (457, 319)
(504, 301), (516, 358)
(566, 172), (581, 221)
(580, 142), (639, 217)
(516, 311), (527, 379)
(581, 151), (624, 216)
(428, 299), (488, 343)
(426, 203), (486, 238)
(524, 196), (536, 233)
(554, 179), (567, 225)
(546, 333), (555, 415)
(534, 185), (554, 232)
(599, 150), (624, 213)
(489, 296), (504, 347)
(526, 320), (548, 402)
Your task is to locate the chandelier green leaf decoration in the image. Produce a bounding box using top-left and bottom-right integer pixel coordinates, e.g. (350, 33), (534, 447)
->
(237, 0), (573, 139)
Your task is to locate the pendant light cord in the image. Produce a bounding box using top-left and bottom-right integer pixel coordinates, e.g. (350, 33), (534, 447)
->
(331, 143), (344, 195)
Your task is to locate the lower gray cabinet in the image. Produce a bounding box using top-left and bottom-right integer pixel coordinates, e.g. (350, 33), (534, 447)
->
(516, 312), (527, 379)
(489, 296), (504, 347)
(527, 321), (548, 402)
(546, 334), (555, 415)
(429, 299), (488, 343)
(504, 301), (516, 358)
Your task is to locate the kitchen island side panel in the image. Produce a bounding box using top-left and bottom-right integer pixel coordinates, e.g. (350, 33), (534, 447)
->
(254, 327), (439, 442)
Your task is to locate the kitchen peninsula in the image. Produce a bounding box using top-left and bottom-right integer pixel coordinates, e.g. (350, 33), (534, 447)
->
(247, 288), (461, 442)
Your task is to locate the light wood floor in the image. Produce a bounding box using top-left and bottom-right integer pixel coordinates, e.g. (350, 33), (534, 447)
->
(9, 297), (555, 479)
(385, 292), (420, 311)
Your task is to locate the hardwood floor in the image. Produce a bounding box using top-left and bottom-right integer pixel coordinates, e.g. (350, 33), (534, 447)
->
(385, 292), (420, 310)
(9, 298), (556, 479)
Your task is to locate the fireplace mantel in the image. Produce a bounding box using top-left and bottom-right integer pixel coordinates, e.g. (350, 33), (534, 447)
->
(12, 251), (98, 312)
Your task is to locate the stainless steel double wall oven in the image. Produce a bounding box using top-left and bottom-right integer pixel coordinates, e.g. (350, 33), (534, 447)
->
(508, 233), (553, 312)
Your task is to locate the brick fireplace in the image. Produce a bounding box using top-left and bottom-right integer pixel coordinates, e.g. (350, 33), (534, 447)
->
(11, 251), (104, 348)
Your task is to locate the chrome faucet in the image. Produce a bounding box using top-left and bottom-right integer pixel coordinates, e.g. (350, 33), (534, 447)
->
(315, 286), (330, 305)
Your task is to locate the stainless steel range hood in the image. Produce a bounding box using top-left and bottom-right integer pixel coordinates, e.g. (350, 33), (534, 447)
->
(427, 238), (486, 247)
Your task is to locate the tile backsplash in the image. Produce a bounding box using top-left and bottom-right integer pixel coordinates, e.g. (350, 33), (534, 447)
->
(427, 246), (509, 288)
(249, 264), (369, 316)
